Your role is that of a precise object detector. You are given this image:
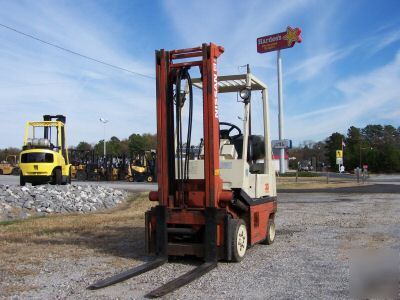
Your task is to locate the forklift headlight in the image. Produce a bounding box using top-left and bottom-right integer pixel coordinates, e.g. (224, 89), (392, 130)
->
(239, 88), (251, 100)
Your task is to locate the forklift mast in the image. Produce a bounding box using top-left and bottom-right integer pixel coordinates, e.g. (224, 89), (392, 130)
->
(42, 114), (68, 164)
(153, 43), (230, 210)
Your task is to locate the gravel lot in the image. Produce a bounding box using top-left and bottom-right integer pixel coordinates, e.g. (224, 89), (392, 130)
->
(0, 184), (127, 221)
(0, 175), (157, 192)
(1, 191), (399, 299)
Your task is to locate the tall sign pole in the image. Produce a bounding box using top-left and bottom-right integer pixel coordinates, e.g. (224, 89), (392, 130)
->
(277, 50), (285, 173)
(257, 26), (302, 174)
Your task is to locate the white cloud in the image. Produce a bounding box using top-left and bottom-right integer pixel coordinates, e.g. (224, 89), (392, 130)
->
(286, 51), (400, 142)
(163, 0), (312, 69)
(0, 1), (155, 148)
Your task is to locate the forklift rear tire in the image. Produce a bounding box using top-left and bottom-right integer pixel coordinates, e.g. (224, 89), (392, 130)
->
(262, 217), (276, 245)
(231, 219), (248, 262)
(68, 168), (72, 184)
(54, 169), (62, 185)
(20, 174), (25, 186)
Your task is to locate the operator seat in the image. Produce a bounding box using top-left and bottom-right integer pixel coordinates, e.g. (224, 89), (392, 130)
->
(232, 135), (265, 162)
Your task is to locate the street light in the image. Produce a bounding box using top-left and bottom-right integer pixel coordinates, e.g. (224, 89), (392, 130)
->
(99, 118), (109, 157)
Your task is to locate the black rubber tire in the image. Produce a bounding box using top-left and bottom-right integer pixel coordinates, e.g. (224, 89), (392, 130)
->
(262, 217), (276, 245)
(55, 169), (62, 185)
(231, 219), (248, 262)
(67, 168), (72, 184)
(12, 168), (20, 176)
(20, 174), (25, 186)
(76, 170), (87, 181)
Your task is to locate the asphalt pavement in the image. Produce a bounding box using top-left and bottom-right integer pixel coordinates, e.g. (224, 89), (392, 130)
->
(1, 173), (398, 193)
(318, 172), (400, 184)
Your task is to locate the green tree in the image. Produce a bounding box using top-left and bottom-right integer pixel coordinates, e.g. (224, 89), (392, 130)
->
(76, 141), (92, 151)
(142, 133), (157, 150)
(128, 134), (146, 155)
(325, 132), (345, 170)
(107, 136), (121, 156)
(344, 126), (362, 170)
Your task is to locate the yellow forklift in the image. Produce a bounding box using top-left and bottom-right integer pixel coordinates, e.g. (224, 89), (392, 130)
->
(0, 155), (19, 175)
(19, 115), (71, 186)
(126, 150), (156, 182)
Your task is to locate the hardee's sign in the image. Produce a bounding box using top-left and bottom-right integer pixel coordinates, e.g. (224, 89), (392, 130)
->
(257, 26), (302, 53)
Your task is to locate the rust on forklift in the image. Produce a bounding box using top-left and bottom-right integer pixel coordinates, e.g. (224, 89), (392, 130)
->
(89, 43), (277, 297)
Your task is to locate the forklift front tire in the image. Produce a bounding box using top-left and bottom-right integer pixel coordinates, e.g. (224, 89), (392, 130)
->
(20, 174), (25, 186)
(262, 217), (276, 245)
(231, 219), (247, 262)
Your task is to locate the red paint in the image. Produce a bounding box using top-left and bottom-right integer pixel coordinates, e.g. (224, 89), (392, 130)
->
(249, 202), (275, 244)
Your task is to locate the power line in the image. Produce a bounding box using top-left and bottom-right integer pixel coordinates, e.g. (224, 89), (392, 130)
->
(0, 23), (155, 79)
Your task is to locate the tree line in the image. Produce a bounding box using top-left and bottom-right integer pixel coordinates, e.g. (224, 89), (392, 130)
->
(2, 124), (399, 173)
(0, 147), (20, 162)
(74, 133), (157, 157)
(289, 124), (400, 173)
(0, 133), (156, 161)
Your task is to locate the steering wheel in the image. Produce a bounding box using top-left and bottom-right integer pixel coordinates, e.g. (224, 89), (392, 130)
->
(219, 122), (242, 140)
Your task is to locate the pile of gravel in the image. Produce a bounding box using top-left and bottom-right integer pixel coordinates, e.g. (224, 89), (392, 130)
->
(0, 184), (127, 221)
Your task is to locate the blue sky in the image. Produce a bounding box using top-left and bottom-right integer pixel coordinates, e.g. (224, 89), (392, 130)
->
(0, 0), (399, 148)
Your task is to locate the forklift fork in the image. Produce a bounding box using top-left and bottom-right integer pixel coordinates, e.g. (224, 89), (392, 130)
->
(146, 261), (217, 298)
(88, 257), (166, 290)
(87, 207), (219, 297)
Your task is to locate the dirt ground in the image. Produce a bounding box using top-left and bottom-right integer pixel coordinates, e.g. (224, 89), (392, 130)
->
(0, 189), (399, 299)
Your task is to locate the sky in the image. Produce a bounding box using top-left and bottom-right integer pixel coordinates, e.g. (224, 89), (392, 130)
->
(0, 0), (399, 148)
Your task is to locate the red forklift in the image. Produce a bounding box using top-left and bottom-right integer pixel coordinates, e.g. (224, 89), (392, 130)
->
(89, 43), (277, 297)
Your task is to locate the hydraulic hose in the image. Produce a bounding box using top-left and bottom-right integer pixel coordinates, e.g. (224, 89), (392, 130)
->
(174, 67), (193, 205)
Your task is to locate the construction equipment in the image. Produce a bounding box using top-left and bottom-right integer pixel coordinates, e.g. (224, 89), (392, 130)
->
(89, 44), (277, 297)
(69, 150), (129, 182)
(0, 155), (19, 175)
(69, 149), (93, 180)
(19, 115), (71, 186)
(126, 150), (157, 182)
